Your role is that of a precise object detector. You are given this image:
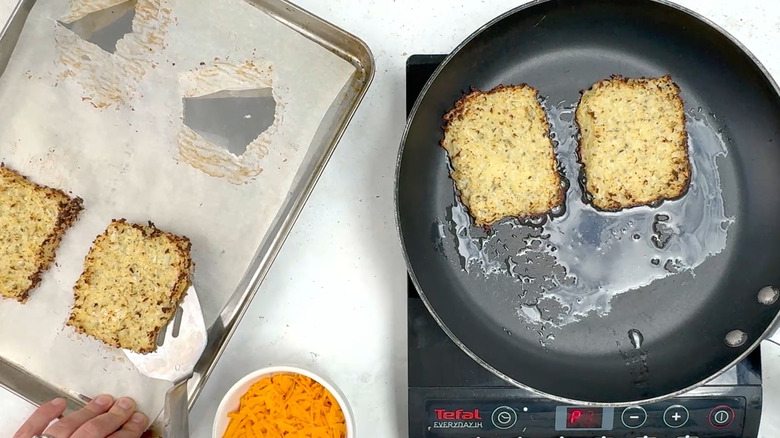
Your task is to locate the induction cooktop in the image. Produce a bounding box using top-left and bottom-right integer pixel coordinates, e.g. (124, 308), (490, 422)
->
(404, 54), (763, 438)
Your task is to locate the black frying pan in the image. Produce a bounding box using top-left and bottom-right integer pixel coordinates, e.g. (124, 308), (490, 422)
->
(396, 0), (780, 405)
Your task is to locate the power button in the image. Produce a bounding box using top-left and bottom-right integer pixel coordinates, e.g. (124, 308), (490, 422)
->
(491, 406), (517, 430)
(709, 405), (735, 428)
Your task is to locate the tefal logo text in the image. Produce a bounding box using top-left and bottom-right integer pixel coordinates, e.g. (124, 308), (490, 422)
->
(434, 409), (482, 420)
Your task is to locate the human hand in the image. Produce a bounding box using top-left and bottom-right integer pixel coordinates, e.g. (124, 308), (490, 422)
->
(13, 395), (148, 438)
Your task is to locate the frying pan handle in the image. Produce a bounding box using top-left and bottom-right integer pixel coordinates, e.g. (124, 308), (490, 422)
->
(765, 317), (780, 346)
(163, 378), (190, 438)
(760, 331), (780, 437)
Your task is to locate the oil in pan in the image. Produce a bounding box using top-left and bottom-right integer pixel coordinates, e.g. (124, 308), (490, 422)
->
(435, 100), (733, 329)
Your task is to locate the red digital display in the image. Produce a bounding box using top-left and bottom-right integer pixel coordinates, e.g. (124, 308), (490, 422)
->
(566, 407), (604, 429)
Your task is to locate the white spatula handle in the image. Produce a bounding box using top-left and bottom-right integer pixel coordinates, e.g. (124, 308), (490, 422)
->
(163, 378), (190, 438)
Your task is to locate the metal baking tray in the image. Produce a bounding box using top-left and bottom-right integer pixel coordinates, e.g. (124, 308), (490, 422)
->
(0, 0), (374, 430)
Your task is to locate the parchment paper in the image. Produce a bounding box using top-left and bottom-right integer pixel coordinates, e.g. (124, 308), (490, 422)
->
(0, 0), (355, 422)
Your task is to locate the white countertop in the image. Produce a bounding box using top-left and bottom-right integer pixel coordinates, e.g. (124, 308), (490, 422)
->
(2, 0), (780, 436)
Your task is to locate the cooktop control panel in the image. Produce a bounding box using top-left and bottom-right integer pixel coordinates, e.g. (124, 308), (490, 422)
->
(424, 397), (745, 437)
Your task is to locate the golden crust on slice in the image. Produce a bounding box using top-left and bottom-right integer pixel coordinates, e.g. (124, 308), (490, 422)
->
(575, 75), (691, 211)
(440, 84), (564, 227)
(67, 219), (192, 354)
(0, 164), (83, 303)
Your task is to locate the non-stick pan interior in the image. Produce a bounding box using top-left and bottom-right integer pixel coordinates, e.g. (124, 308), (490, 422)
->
(397, 0), (780, 404)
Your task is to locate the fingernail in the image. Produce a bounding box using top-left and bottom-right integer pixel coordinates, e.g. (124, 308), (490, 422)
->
(51, 398), (66, 407)
(131, 412), (147, 424)
(94, 395), (113, 406)
(117, 397), (134, 410)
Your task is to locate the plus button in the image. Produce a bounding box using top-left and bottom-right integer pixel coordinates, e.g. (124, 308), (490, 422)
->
(663, 405), (690, 428)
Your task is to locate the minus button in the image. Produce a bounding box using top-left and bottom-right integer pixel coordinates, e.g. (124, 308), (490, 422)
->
(620, 406), (648, 429)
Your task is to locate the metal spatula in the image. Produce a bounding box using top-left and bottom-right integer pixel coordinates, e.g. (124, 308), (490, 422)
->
(124, 286), (207, 438)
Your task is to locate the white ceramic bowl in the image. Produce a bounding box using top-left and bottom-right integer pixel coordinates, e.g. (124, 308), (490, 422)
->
(212, 365), (355, 438)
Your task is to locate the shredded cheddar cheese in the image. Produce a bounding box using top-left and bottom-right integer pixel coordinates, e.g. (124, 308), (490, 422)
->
(222, 373), (347, 438)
